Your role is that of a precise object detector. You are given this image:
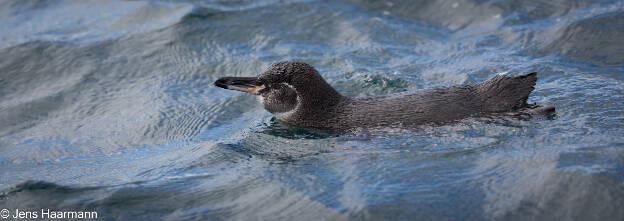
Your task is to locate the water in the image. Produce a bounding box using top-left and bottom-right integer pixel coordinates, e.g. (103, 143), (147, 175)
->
(1, 0), (623, 220)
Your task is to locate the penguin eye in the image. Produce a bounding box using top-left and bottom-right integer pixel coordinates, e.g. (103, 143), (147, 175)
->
(271, 83), (281, 89)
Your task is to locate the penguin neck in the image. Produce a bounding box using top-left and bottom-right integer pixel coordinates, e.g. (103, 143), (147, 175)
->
(293, 80), (345, 114)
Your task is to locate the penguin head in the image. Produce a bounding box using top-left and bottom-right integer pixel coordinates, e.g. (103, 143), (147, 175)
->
(214, 61), (343, 117)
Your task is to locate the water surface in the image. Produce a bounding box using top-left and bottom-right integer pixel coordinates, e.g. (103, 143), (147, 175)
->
(1, 0), (623, 220)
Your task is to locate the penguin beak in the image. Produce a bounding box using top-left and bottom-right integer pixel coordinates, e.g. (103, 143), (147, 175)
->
(214, 77), (265, 95)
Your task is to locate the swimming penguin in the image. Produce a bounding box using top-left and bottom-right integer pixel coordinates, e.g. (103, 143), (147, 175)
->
(214, 61), (554, 131)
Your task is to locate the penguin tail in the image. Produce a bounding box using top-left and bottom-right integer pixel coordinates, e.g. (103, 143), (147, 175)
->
(478, 72), (538, 112)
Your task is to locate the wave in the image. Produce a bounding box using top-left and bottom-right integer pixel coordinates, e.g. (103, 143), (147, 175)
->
(0, 0), (193, 49)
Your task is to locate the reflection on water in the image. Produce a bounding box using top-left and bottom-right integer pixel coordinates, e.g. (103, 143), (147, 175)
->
(1, 0), (623, 220)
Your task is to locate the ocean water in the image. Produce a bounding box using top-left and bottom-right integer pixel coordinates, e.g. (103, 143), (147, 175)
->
(1, 0), (623, 220)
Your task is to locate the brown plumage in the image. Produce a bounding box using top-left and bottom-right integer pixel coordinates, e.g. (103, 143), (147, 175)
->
(214, 61), (554, 132)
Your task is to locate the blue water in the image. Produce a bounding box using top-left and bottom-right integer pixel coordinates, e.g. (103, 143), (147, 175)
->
(1, 0), (623, 220)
